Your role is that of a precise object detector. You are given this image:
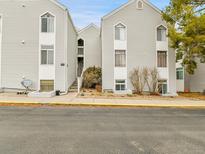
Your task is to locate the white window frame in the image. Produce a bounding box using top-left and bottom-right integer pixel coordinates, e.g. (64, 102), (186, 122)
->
(115, 23), (126, 41)
(176, 68), (184, 80)
(158, 80), (168, 94)
(115, 50), (126, 67)
(78, 38), (84, 47)
(157, 25), (167, 42)
(41, 13), (55, 33)
(157, 51), (168, 68)
(77, 38), (85, 56)
(115, 80), (126, 91)
(41, 45), (54, 65)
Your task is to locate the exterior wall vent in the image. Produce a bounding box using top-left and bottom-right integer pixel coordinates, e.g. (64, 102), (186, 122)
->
(136, 0), (143, 10)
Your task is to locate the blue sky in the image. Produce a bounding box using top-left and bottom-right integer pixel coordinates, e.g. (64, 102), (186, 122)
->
(59, 0), (170, 29)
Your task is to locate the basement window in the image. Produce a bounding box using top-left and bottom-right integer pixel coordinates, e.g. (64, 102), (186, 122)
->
(115, 80), (126, 91)
(40, 80), (54, 92)
(158, 80), (167, 94)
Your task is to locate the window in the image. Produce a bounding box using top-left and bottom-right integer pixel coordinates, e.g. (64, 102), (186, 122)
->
(41, 45), (54, 65)
(115, 23), (126, 41)
(157, 25), (166, 41)
(78, 39), (84, 56)
(176, 68), (184, 80)
(115, 50), (126, 67)
(157, 51), (167, 67)
(40, 80), (54, 92)
(78, 39), (84, 46)
(137, 0), (143, 9)
(41, 13), (54, 33)
(78, 48), (84, 55)
(158, 80), (167, 94)
(115, 80), (126, 91)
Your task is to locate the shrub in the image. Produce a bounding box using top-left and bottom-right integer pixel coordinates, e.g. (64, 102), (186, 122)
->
(130, 67), (159, 94)
(82, 66), (102, 88)
(129, 67), (146, 94)
(150, 68), (159, 94)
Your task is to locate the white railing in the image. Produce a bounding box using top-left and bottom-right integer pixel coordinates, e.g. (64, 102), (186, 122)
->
(77, 77), (82, 93)
(77, 68), (85, 93)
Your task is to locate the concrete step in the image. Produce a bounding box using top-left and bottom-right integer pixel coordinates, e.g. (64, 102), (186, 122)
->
(68, 80), (78, 92)
(68, 89), (78, 92)
(71, 87), (77, 89)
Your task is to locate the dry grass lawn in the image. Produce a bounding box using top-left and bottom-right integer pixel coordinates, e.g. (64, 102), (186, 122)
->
(79, 89), (205, 101)
(79, 89), (175, 100)
(178, 92), (205, 100)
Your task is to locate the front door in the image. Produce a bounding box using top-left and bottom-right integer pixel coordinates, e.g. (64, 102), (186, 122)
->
(77, 57), (84, 77)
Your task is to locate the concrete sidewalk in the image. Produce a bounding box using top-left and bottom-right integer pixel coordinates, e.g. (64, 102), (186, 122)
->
(0, 92), (205, 108)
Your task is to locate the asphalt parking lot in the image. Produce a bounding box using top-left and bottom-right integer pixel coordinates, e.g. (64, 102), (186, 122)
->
(0, 106), (205, 154)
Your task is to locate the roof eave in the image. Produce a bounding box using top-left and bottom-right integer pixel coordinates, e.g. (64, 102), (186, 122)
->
(102, 0), (162, 20)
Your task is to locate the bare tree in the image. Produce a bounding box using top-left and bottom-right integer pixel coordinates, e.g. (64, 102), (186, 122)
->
(130, 67), (159, 94)
(142, 67), (151, 92)
(129, 68), (141, 94)
(150, 68), (159, 94)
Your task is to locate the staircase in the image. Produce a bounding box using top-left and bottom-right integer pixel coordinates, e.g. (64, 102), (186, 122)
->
(68, 80), (78, 92)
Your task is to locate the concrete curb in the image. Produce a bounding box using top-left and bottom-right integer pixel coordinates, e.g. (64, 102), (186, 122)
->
(0, 101), (205, 109)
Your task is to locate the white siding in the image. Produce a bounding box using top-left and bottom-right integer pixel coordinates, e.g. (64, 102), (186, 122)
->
(0, 0), (77, 91)
(102, 0), (176, 95)
(78, 25), (101, 69)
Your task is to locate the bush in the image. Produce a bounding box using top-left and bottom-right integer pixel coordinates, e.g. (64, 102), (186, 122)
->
(82, 66), (102, 88)
(150, 68), (159, 94)
(129, 68), (142, 94)
(129, 67), (159, 94)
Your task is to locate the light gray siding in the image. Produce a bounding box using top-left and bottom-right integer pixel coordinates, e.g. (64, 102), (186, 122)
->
(168, 48), (176, 94)
(78, 25), (101, 69)
(188, 63), (205, 92)
(184, 71), (191, 92)
(0, 0), (77, 91)
(176, 61), (205, 92)
(102, 1), (176, 94)
(67, 13), (77, 90)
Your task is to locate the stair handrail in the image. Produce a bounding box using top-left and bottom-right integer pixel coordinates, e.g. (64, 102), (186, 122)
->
(77, 67), (85, 93)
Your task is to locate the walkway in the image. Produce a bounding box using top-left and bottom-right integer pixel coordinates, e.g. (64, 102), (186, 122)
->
(0, 92), (204, 108)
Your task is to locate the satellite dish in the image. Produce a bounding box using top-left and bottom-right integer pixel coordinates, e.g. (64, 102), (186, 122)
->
(21, 79), (32, 88)
(21, 78), (32, 93)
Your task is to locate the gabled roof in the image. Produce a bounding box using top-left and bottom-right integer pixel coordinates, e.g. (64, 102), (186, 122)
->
(49, 0), (77, 33)
(102, 0), (162, 20)
(78, 23), (99, 34)
(49, 0), (67, 10)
